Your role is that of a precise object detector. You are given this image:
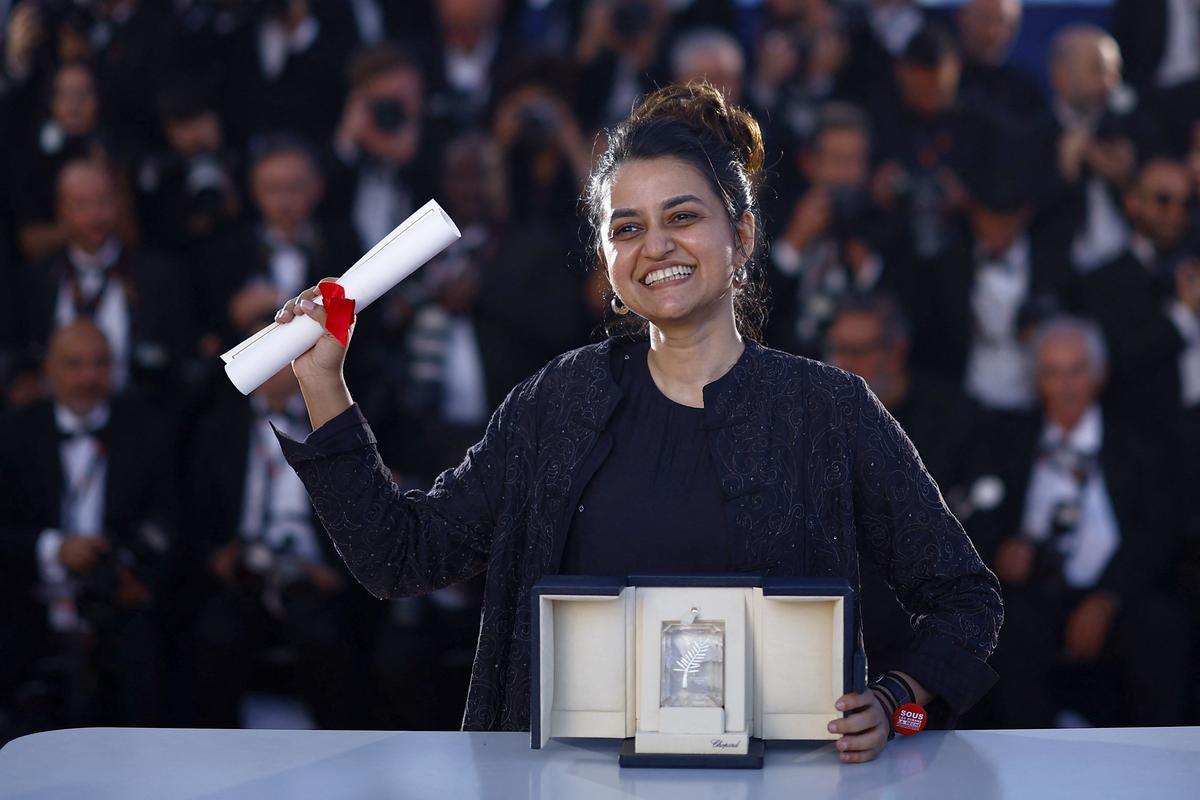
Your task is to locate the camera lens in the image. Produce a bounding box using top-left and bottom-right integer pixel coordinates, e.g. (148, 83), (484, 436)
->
(515, 100), (558, 150)
(371, 99), (408, 134)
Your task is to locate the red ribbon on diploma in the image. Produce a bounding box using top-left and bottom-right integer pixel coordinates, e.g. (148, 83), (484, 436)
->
(318, 281), (355, 347)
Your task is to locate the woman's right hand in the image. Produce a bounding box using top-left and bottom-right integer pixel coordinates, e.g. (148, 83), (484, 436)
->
(275, 281), (354, 386)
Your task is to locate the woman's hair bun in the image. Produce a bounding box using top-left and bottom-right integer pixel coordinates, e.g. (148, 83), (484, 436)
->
(630, 81), (765, 184)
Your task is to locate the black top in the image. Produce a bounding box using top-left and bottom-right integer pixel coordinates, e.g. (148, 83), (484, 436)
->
(559, 342), (731, 575)
(277, 339), (1003, 730)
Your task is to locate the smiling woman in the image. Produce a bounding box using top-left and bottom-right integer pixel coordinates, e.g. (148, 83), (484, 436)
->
(269, 81), (1003, 764)
(585, 82), (768, 351)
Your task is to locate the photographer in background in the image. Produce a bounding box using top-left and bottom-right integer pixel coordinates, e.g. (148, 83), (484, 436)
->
(13, 60), (117, 265)
(767, 102), (896, 358)
(134, 77), (241, 259)
(1067, 156), (1200, 430)
(870, 22), (983, 265)
(748, 0), (847, 145)
(187, 363), (367, 730)
(328, 44), (433, 253)
(914, 126), (1072, 411)
(1031, 25), (1153, 273)
(956, 316), (1189, 729)
(489, 58), (590, 231)
(575, 0), (671, 129)
(219, 0), (353, 150)
(210, 133), (358, 351)
(0, 319), (175, 731)
(422, 0), (515, 135)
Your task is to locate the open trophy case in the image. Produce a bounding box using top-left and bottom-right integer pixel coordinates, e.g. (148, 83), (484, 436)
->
(531, 575), (866, 768)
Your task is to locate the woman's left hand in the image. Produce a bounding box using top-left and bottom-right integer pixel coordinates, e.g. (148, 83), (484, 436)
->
(828, 690), (891, 763)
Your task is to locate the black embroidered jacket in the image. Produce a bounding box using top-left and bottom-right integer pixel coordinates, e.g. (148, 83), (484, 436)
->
(276, 339), (1003, 731)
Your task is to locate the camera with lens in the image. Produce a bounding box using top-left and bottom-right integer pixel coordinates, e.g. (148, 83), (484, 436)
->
(827, 185), (869, 242)
(75, 524), (168, 627)
(371, 99), (409, 134)
(183, 152), (229, 219)
(237, 527), (311, 617)
(238, 528), (306, 590)
(1029, 499), (1082, 597)
(612, 0), (652, 42)
(515, 98), (560, 151)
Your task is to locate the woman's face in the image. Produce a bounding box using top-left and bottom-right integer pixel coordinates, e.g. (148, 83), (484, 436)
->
(599, 156), (753, 330)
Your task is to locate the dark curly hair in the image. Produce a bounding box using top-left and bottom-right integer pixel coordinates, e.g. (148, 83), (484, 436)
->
(583, 81), (769, 341)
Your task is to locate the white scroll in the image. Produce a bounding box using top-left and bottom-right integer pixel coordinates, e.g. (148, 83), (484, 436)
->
(220, 199), (461, 395)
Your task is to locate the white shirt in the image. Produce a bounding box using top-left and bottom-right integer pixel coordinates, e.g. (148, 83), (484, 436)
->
(348, 0), (385, 46)
(353, 165), (413, 251)
(965, 235), (1035, 410)
(1071, 176), (1130, 273)
(442, 317), (488, 425)
(1168, 300), (1200, 408)
(239, 396), (322, 564)
(444, 34), (498, 99)
(1021, 406), (1121, 589)
(55, 239), (130, 390)
(257, 15), (320, 82)
(36, 402), (111, 631)
(263, 227), (310, 299)
(1129, 234), (1200, 407)
(1156, 0), (1200, 88)
(869, 2), (923, 57)
(1051, 101), (1132, 273)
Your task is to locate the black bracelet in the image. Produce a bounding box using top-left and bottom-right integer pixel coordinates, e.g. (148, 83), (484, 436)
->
(868, 672), (916, 740)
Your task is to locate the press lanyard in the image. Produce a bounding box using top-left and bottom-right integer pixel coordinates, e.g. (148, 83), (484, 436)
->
(66, 264), (116, 318)
(62, 439), (107, 533)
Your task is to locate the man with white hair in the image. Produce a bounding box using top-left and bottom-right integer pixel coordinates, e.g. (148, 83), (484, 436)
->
(669, 26), (746, 105)
(954, 316), (1188, 729)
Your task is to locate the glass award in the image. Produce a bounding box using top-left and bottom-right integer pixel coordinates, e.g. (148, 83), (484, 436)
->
(660, 620), (725, 708)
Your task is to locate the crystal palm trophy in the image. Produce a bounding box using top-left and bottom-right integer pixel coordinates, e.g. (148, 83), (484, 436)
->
(660, 612), (724, 709)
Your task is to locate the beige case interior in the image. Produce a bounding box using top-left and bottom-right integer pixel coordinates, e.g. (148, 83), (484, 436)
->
(538, 587), (844, 746)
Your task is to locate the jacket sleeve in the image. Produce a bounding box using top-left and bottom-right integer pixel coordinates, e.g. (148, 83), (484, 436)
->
(275, 384), (525, 599)
(850, 376), (1004, 715)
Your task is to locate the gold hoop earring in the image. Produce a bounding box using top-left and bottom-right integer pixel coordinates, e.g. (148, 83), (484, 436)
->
(611, 295), (632, 316)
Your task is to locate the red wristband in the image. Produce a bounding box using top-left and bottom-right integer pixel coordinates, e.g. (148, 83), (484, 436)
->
(892, 703), (928, 736)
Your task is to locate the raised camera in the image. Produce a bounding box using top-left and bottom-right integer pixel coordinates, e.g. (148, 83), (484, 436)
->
(371, 99), (409, 134)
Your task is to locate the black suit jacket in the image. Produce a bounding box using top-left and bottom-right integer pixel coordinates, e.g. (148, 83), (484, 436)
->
(202, 221), (363, 345)
(1112, 0), (1169, 92)
(1065, 249), (1185, 429)
(1029, 110), (1161, 264)
(187, 393), (339, 569)
(19, 247), (194, 405)
(218, 8), (353, 149)
(0, 396), (178, 619)
(910, 236), (1073, 383)
(957, 411), (1172, 602)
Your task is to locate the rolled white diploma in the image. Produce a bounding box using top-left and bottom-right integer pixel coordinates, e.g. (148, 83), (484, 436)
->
(220, 199), (461, 395)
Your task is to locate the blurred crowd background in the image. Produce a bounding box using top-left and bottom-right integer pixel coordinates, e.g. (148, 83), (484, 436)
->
(1, 0), (1199, 743)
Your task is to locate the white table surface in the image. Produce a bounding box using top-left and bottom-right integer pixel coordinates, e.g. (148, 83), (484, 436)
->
(1, 726), (1198, 800)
